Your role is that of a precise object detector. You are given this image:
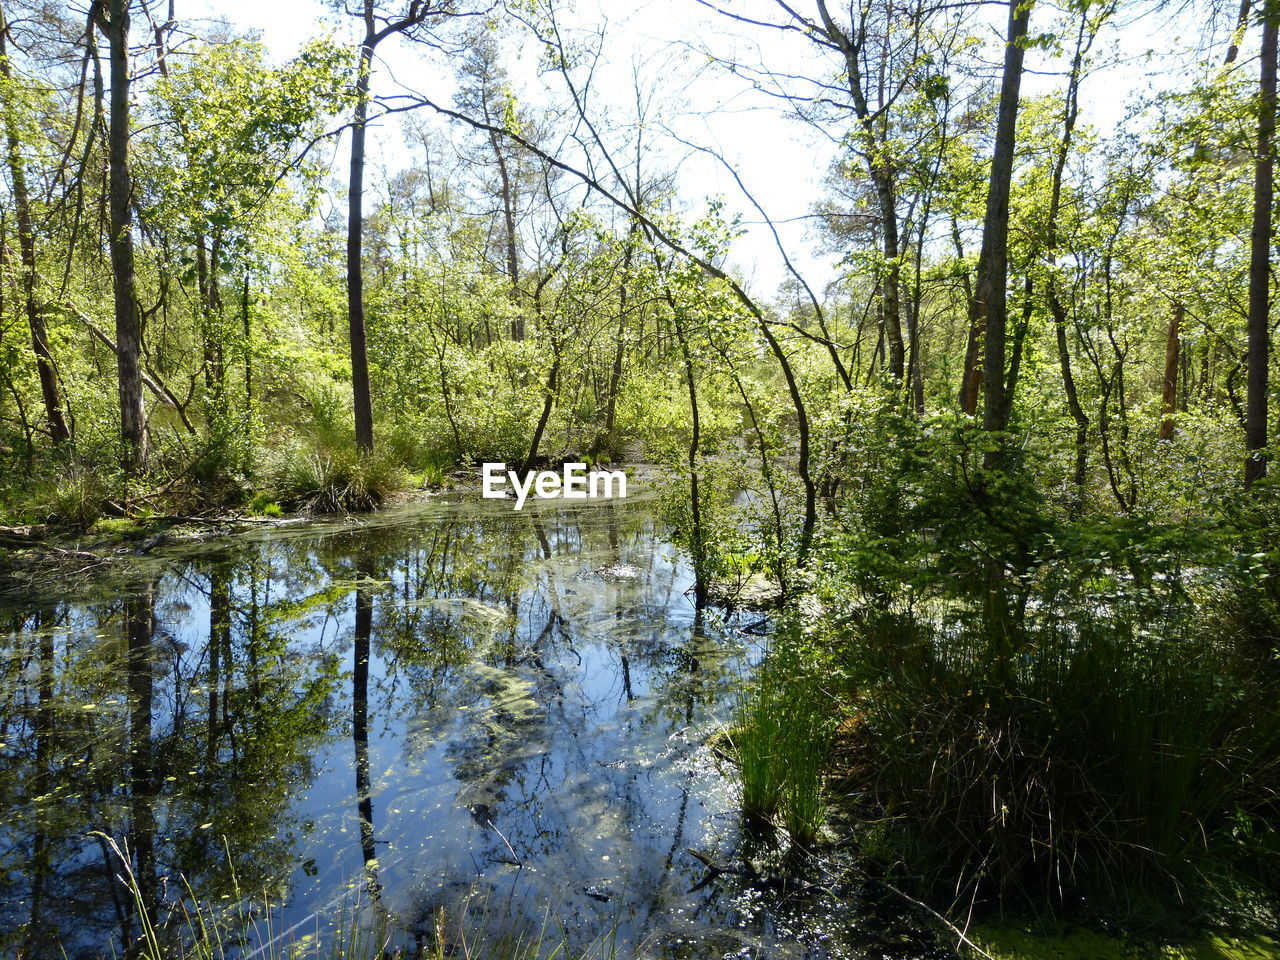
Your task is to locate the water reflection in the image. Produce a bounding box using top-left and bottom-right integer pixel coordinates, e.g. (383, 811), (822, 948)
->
(0, 496), (872, 958)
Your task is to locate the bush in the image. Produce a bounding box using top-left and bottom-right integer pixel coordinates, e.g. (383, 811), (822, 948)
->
(795, 425), (1280, 920)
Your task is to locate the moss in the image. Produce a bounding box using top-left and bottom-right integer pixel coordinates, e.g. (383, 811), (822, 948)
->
(88, 517), (149, 538)
(975, 924), (1280, 960)
(245, 491), (283, 517)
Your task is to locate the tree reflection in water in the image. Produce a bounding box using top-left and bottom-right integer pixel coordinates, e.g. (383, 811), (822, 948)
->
(0, 498), (858, 959)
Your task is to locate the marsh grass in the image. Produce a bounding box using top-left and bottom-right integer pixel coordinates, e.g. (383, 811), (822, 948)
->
(732, 639), (838, 847)
(268, 441), (406, 513)
(843, 597), (1280, 913)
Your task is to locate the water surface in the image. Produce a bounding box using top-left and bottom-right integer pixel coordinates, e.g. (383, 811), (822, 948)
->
(0, 493), (929, 959)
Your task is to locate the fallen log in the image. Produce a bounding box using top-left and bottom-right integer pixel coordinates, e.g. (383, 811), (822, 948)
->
(0, 524), (49, 547)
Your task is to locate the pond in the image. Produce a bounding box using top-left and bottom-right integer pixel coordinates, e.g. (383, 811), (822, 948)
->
(0, 491), (941, 959)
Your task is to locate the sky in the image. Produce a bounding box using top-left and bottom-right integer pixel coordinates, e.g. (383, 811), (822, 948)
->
(179, 0), (1243, 299)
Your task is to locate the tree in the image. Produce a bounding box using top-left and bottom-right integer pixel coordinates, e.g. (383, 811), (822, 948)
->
(978, 0), (1033, 468)
(0, 3), (70, 445)
(149, 36), (349, 419)
(341, 0), (456, 452)
(456, 27), (526, 331)
(1246, 0), (1275, 486)
(93, 0), (146, 472)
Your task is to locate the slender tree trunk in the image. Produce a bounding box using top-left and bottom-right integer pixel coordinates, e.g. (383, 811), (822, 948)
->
(954, 220), (984, 415)
(601, 232), (634, 450)
(1227, 0), (1253, 65)
(814, 0), (904, 383)
(1160, 302), (1183, 441)
(491, 128), (522, 338)
(1246, 0), (1276, 487)
(1004, 274), (1034, 401)
(1, 7), (70, 444)
(348, 23), (376, 452)
(98, 0), (146, 471)
(1051, 298), (1089, 500)
(195, 239), (212, 383)
(523, 339), (560, 475)
(1046, 8), (1091, 504)
(878, 189), (905, 382)
(242, 272), (252, 406)
(907, 208), (929, 412)
(979, 0), (1033, 469)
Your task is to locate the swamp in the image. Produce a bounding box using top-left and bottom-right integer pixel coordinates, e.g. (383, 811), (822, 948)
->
(0, 0), (1279, 957)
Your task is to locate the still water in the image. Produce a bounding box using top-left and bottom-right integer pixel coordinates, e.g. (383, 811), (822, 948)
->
(0, 493), (929, 959)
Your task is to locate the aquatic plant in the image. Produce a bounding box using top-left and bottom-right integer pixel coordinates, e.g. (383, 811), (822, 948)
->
(732, 659), (788, 832)
(732, 638), (838, 847)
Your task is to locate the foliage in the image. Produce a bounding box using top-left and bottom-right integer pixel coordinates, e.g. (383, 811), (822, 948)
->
(803, 430), (1280, 919)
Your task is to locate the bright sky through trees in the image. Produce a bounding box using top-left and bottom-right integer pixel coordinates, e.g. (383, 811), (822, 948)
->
(182, 0), (1233, 299)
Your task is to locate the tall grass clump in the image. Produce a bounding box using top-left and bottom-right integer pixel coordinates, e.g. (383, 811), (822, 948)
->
(269, 441), (406, 513)
(844, 601), (1280, 909)
(36, 467), (110, 529)
(732, 636), (838, 847)
(260, 383), (408, 512)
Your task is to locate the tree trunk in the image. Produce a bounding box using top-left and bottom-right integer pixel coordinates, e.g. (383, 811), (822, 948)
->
(347, 23), (376, 452)
(491, 127), (522, 337)
(1160, 302), (1183, 441)
(242, 272), (252, 406)
(979, 0), (1033, 469)
(1004, 274), (1034, 401)
(601, 231), (634, 450)
(814, 0), (904, 383)
(522, 340), (560, 476)
(1246, 0), (1276, 487)
(1052, 297), (1089, 501)
(954, 220), (983, 415)
(1227, 0), (1253, 65)
(98, 0), (146, 471)
(1045, 6), (1092, 503)
(907, 207), (929, 412)
(877, 188), (905, 382)
(0, 6), (71, 444)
